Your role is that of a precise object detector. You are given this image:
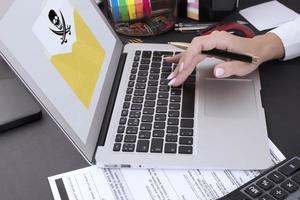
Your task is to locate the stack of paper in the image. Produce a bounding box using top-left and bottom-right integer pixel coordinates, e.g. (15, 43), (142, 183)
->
(49, 140), (285, 200)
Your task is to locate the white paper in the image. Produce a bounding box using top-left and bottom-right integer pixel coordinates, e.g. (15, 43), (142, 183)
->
(49, 140), (285, 200)
(239, 0), (299, 31)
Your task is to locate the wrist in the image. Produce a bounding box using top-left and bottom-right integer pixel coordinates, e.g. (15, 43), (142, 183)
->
(250, 33), (285, 64)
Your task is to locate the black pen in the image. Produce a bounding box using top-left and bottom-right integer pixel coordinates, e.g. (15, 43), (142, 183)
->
(168, 42), (259, 65)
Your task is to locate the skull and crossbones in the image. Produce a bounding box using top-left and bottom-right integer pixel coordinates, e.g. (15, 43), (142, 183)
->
(48, 9), (71, 44)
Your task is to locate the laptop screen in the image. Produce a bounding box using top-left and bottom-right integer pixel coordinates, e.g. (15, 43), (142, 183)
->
(0, 0), (123, 161)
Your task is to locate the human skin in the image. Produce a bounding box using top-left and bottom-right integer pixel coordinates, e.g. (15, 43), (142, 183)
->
(165, 31), (285, 87)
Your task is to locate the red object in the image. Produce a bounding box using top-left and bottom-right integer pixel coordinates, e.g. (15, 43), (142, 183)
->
(200, 22), (255, 38)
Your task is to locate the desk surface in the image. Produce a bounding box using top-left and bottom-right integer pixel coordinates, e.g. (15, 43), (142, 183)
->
(1, 0), (300, 199)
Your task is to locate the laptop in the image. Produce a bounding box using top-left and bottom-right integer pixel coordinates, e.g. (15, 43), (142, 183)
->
(0, 0), (271, 169)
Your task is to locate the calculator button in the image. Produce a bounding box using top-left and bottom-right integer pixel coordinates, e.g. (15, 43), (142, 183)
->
(280, 180), (299, 193)
(258, 194), (276, 200)
(244, 185), (263, 198)
(278, 158), (300, 177)
(267, 171), (285, 184)
(270, 187), (288, 200)
(292, 172), (300, 184)
(256, 178), (274, 191)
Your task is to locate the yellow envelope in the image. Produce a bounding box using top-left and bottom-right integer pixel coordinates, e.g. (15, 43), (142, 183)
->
(51, 10), (105, 108)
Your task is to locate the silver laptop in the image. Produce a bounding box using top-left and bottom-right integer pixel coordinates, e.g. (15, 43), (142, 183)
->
(0, 0), (271, 169)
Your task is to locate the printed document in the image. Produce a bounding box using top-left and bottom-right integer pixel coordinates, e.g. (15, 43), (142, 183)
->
(49, 140), (285, 200)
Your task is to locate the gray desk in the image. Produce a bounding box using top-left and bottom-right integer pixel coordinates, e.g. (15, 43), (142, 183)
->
(1, 0), (300, 199)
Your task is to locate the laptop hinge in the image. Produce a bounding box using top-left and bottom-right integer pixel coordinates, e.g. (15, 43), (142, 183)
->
(97, 52), (127, 147)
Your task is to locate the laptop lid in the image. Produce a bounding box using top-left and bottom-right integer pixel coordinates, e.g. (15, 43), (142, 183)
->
(0, 0), (123, 162)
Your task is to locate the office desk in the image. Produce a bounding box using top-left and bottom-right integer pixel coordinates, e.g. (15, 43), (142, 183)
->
(0, 0), (299, 199)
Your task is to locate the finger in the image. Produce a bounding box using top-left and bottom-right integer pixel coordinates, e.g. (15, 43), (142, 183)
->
(167, 62), (180, 80)
(164, 52), (184, 63)
(214, 61), (258, 78)
(171, 54), (205, 87)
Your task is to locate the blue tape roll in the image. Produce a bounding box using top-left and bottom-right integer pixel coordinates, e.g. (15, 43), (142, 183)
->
(111, 0), (120, 22)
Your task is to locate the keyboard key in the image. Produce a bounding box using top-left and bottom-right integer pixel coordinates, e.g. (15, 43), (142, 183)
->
(159, 85), (170, 92)
(128, 81), (135, 87)
(152, 57), (162, 62)
(126, 88), (133, 94)
(131, 68), (137, 74)
(180, 129), (193, 136)
(278, 158), (300, 176)
(179, 146), (193, 154)
(119, 117), (127, 125)
(135, 50), (141, 55)
(125, 94), (132, 101)
(121, 110), (128, 116)
(141, 59), (150, 65)
(182, 84), (195, 118)
(142, 51), (152, 58)
(166, 134), (178, 142)
(151, 63), (161, 68)
(113, 143), (121, 151)
(162, 67), (172, 73)
(131, 103), (142, 110)
(256, 178), (274, 191)
(147, 87), (157, 93)
(150, 68), (160, 74)
(141, 115), (153, 122)
(157, 106), (167, 113)
(169, 111), (179, 117)
(132, 62), (139, 68)
(258, 194), (275, 200)
(128, 118), (139, 126)
(143, 108), (154, 115)
(124, 135), (137, 143)
(133, 97), (143, 103)
(161, 73), (170, 79)
(168, 118), (179, 125)
(153, 51), (173, 56)
(117, 126), (125, 133)
(165, 143), (177, 153)
(181, 119), (194, 128)
(244, 185), (263, 198)
(139, 131), (151, 139)
(150, 138), (163, 153)
(169, 103), (180, 110)
(281, 180), (299, 193)
(123, 102), (130, 109)
(149, 74), (159, 80)
(160, 79), (169, 86)
(134, 90), (145, 96)
(136, 140), (150, 152)
(129, 111), (141, 118)
(135, 83), (146, 89)
(179, 137), (193, 145)
(267, 171), (285, 184)
(115, 134), (123, 142)
(158, 92), (169, 99)
(163, 62), (172, 67)
(126, 127), (138, 134)
(140, 123), (152, 130)
(138, 70), (148, 76)
(153, 130), (164, 137)
(140, 64), (149, 70)
(270, 187), (288, 200)
(155, 114), (166, 121)
(144, 101), (155, 107)
(129, 74), (136, 80)
(167, 126), (178, 133)
(122, 143), (135, 152)
(134, 56), (140, 61)
(157, 99), (168, 106)
(171, 89), (181, 95)
(146, 94), (156, 100)
(170, 96), (181, 102)
(137, 77), (147, 83)
(154, 122), (165, 129)
(148, 80), (158, 86)
(292, 172), (300, 184)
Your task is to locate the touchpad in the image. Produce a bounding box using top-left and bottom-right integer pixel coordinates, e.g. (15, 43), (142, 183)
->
(204, 79), (257, 118)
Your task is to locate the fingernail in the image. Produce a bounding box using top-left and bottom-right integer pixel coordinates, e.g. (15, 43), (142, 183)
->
(168, 78), (176, 86)
(167, 72), (175, 80)
(215, 68), (225, 77)
(179, 62), (184, 72)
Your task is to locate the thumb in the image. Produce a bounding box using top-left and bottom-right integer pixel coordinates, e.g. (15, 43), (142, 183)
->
(213, 61), (258, 78)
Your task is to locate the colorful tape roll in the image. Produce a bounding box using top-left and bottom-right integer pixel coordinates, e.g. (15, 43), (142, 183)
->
(143, 0), (152, 17)
(135, 0), (144, 19)
(110, 0), (120, 21)
(119, 0), (129, 21)
(127, 0), (136, 20)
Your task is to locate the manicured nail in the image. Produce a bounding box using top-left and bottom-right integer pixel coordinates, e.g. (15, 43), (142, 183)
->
(167, 72), (175, 80)
(215, 68), (225, 77)
(168, 78), (177, 86)
(179, 62), (184, 72)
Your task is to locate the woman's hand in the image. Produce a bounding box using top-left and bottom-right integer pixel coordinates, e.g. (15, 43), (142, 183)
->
(165, 31), (284, 87)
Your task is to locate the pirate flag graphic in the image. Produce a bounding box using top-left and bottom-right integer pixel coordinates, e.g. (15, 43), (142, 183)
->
(32, 0), (106, 108)
(48, 9), (71, 44)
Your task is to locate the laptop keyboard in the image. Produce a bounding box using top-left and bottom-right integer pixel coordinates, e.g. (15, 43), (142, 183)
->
(113, 50), (195, 154)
